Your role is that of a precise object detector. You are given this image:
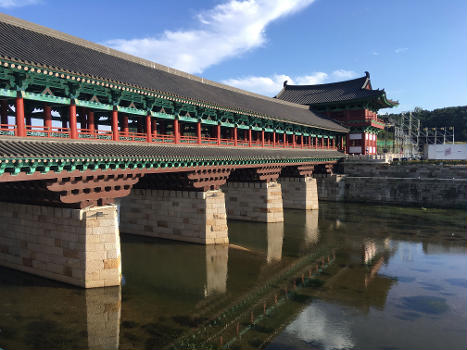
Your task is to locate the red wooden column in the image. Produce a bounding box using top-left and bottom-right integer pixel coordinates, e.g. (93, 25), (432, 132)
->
(233, 126), (238, 146)
(1, 100), (8, 126)
(69, 103), (78, 139)
(315, 136), (318, 149)
(197, 120), (202, 144)
(327, 137), (330, 149)
(44, 105), (52, 134)
(248, 128), (252, 147)
(152, 117), (157, 138)
(300, 135), (304, 148)
(272, 131), (276, 147)
(308, 135), (311, 148)
(217, 124), (221, 145)
(15, 95), (26, 137)
(261, 130), (265, 147)
(88, 110), (95, 135)
(283, 133), (286, 148)
(146, 114), (152, 143)
(111, 109), (119, 141)
(174, 118), (180, 144)
(121, 114), (129, 136)
(292, 134), (296, 148)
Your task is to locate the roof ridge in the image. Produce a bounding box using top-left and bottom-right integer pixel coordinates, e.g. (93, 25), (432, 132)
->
(283, 75), (367, 89)
(0, 12), (310, 111)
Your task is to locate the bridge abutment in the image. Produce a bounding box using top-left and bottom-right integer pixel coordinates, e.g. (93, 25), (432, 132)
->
(223, 181), (284, 222)
(0, 202), (121, 288)
(120, 189), (229, 245)
(280, 176), (319, 210)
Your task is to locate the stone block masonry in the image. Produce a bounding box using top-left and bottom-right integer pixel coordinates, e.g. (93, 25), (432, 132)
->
(120, 189), (228, 245)
(0, 202), (121, 288)
(280, 177), (319, 210)
(316, 174), (467, 209)
(223, 181), (284, 222)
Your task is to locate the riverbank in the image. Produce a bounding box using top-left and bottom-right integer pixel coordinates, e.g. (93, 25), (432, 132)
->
(316, 163), (467, 209)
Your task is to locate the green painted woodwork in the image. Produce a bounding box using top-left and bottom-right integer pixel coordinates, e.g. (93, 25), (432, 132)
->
(76, 99), (113, 111)
(118, 106), (147, 116)
(220, 121), (235, 128)
(152, 111), (174, 120)
(178, 115), (198, 123)
(0, 155), (341, 178)
(0, 58), (347, 139)
(0, 88), (16, 98)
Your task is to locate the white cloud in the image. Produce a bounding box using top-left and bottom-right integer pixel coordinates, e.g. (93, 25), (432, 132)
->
(104, 0), (315, 74)
(0, 0), (40, 8)
(372, 51), (380, 56)
(394, 47), (408, 54)
(331, 69), (357, 80)
(222, 70), (357, 96)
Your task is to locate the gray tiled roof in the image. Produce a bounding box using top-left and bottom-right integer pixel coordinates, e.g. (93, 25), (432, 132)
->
(0, 15), (348, 133)
(276, 74), (385, 105)
(0, 138), (344, 161)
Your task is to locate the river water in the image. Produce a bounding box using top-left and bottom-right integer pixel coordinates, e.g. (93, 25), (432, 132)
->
(0, 202), (465, 350)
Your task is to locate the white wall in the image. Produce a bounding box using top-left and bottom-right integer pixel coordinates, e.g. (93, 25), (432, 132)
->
(425, 144), (467, 160)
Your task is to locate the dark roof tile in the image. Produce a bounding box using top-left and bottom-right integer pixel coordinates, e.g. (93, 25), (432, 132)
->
(276, 74), (389, 105)
(0, 15), (348, 133)
(0, 138), (344, 161)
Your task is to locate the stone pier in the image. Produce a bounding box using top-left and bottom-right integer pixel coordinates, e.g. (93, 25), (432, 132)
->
(223, 181), (284, 222)
(280, 176), (319, 210)
(120, 189), (229, 244)
(0, 202), (121, 288)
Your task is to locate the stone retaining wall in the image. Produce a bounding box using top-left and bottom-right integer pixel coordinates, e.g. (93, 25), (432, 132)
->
(223, 181), (284, 222)
(344, 163), (466, 179)
(280, 177), (319, 210)
(0, 203), (121, 288)
(316, 174), (467, 208)
(120, 189), (228, 245)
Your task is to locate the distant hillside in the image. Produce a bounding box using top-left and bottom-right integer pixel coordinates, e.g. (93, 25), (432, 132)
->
(381, 106), (467, 142)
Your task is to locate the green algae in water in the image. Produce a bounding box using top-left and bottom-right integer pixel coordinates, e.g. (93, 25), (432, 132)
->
(400, 296), (449, 315)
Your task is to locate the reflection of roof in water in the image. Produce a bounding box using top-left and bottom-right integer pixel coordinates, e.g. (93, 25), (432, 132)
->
(314, 254), (396, 313)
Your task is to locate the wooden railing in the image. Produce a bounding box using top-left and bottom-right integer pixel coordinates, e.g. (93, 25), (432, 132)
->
(1, 124), (339, 150)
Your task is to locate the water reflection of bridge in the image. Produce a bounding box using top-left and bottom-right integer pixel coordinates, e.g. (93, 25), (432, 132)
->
(0, 206), (404, 350)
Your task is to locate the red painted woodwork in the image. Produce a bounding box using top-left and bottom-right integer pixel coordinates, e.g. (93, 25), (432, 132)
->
(300, 135), (304, 148)
(69, 104), (78, 139)
(174, 118), (180, 144)
(15, 96), (26, 137)
(111, 109), (119, 141)
(272, 132), (276, 147)
(122, 114), (129, 136)
(248, 128), (252, 147)
(44, 105), (52, 131)
(217, 124), (221, 145)
(234, 126), (238, 146)
(197, 121), (201, 144)
(151, 117), (157, 137)
(88, 111), (95, 134)
(146, 114), (152, 143)
(261, 130), (265, 147)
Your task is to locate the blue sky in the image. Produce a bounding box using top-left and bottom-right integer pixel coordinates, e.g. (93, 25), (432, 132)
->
(1, 0), (465, 113)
